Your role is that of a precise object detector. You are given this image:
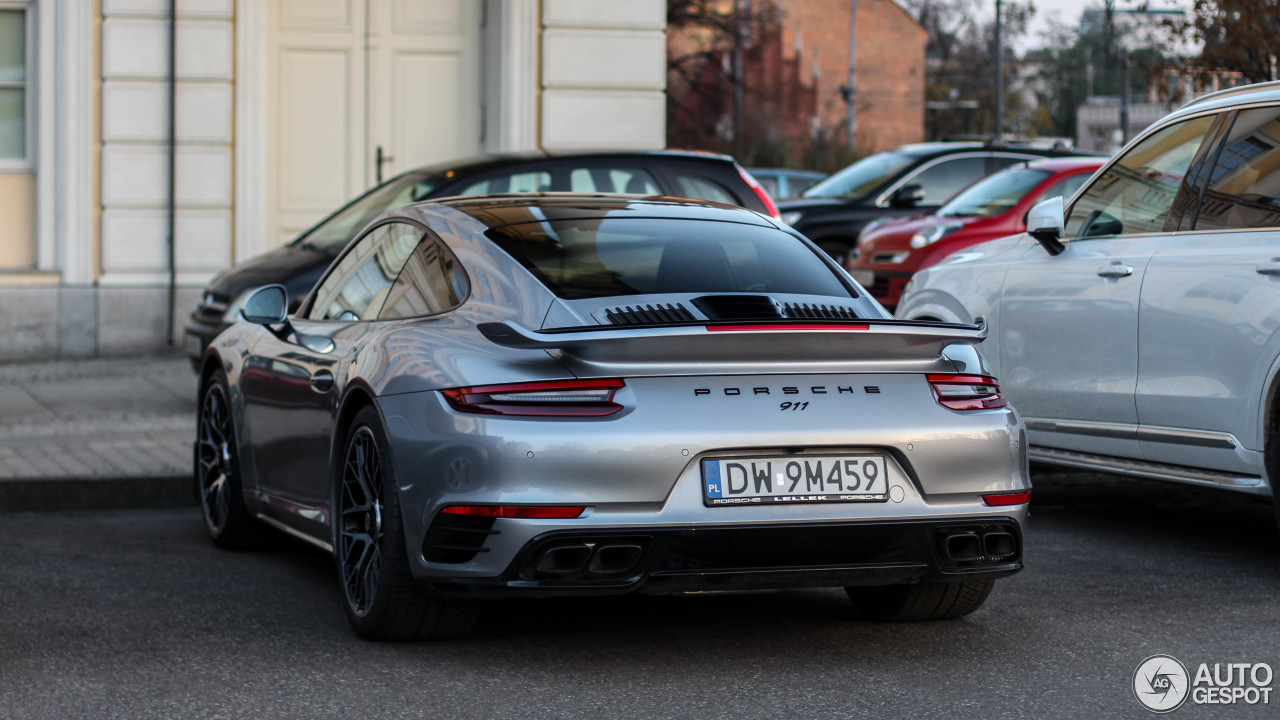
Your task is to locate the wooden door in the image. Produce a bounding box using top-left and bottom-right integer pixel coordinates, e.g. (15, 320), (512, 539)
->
(267, 0), (481, 248)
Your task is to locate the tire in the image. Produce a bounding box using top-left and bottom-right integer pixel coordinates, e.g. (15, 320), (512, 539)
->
(335, 405), (480, 641)
(194, 371), (261, 550)
(846, 579), (995, 622)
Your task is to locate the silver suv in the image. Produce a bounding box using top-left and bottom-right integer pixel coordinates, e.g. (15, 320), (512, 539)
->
(897, 81), (1280, 528)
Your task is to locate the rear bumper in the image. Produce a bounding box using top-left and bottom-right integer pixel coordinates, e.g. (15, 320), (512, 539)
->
(422, 517), (1023, 598)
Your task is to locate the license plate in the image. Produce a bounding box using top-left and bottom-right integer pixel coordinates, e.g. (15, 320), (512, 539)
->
(183, 331), (203, 357)
(847, 269), (876, 287)
(702, 455), (889, 506)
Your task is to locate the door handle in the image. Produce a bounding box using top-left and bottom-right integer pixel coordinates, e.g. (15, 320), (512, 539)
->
(1096, 263), (1134, 278)
(375, 145), (394, 184)
(309, 370), (334, 393)
(1256, 261), (1280, 275)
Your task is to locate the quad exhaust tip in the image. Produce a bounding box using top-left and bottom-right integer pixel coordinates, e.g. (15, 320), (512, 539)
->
(532, 542), (645, 579)
(939, 527), (1019, 565)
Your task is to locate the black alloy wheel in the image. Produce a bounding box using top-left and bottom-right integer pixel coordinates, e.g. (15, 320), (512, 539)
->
(335, 405), (480, 640)
(195, 373), (259, 549)
(339, 426), (384, 618)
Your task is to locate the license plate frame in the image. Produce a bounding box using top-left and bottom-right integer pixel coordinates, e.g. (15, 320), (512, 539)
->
(702, 454), (889, 506)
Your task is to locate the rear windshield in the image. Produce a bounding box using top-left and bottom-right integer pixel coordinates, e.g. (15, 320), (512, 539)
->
(937, 167), (1051, 218)
(485, 217), (852, 300)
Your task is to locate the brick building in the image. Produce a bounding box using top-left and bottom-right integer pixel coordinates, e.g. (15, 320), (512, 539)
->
(667, 0), (925, 163)
(787, 0), (925, 153)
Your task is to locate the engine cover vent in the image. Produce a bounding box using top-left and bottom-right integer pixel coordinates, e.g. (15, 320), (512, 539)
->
(691, 295), (785, 321)
(783, 303), (860, 320)
(605, 303), (695, 326)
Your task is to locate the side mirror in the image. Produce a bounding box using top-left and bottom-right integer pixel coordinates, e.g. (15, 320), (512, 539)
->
(890, 184), (926, 208)
(240, 285), (289, 325)
(1026, 196), (1066, 256)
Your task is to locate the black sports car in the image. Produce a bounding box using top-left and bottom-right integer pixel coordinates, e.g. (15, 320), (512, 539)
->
(183, 151), (778, 367)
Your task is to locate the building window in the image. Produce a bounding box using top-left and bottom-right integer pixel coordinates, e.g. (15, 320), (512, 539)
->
(0, 4), (30, 165)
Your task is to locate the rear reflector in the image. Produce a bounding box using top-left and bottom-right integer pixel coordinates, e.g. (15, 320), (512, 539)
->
(982, 491), (1031, 507)
(706, 323), (869, 332)
(442, 378), (624, 417)
(927, 373), (1007, 411)
(440, 505), (585, 519)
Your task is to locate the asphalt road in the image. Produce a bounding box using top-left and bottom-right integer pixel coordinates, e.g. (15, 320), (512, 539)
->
(2, 472), (1279, 720)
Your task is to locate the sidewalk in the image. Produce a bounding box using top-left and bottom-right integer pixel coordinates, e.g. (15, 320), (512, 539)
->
(0, 352), (197, 511)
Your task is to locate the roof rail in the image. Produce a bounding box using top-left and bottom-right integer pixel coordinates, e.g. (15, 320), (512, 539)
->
(1179, 81), (1280, 110)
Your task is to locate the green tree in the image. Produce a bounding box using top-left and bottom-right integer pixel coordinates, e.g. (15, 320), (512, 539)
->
(901, 0), (1038, 139)
(1148, 0), (1280, 84)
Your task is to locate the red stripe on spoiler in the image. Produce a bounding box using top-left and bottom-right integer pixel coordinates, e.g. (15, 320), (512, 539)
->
(705, 324), (870, 332)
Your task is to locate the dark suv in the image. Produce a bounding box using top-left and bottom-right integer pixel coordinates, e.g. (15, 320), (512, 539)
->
(183, 150), (778, 367)
(777, 141), (1089, 262)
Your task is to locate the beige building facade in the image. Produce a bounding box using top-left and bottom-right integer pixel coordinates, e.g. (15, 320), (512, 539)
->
(0, 0), (667, 361)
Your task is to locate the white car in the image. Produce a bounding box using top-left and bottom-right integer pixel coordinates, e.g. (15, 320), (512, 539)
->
(897, 81), (1280, 529)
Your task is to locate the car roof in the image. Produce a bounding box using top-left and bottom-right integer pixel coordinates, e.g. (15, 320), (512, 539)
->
(1021, 156), (1106, 173)
(404, 150), (738, 179)
(415, 193), (775, 229)
(748, 168), (827, 177)
(1177, 80), (1280, 114)
(889, 141), (1094, 160)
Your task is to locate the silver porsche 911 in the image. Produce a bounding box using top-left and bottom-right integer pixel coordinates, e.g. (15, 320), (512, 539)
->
(194, 195), (1030, 640)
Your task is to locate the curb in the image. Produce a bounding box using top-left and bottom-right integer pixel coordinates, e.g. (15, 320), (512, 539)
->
(0, 475), (196, 512)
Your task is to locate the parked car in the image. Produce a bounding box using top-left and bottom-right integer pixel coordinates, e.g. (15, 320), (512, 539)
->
(195, 194), (1030, 639)
(748, 167), (828, 200)
(182, 151), (779, 368)
(777, 142), (1090, 262)
(846, 156), (1102, 310)
(896, 81), (1280, 529)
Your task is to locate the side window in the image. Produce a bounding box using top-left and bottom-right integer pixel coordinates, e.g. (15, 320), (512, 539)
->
(1191, 107), (1280, 231)
(1038, 173), (1090, 205)
(569, 167), (660, 194)
(0, 7), (30, 163)
(457, 170), (553, 195)
(309, 222), (422, 321)
(904, 156), (988, 205)
(378, 235), (468, 319)
(671, 173), (740, 205)
(1066, 114), (1216, 238)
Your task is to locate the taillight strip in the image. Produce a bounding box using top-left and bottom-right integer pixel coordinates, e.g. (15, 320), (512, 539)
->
(927, 373), (1007, 411)
(442, 378), (625, 417)
(737, 165), (781, 219)
(706, 323), (869, 332)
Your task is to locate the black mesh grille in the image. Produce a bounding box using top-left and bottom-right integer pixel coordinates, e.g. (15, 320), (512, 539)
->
(691, 294), (785, 321)
(423, 513), (499, 564)
(605, 303), (696, 325)
(782, 303), (860, 320)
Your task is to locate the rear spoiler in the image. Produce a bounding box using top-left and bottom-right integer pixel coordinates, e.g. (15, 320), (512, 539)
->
(477, 319), (986, 364)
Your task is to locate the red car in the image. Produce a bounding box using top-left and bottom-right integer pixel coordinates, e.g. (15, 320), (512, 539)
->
(844, 156), (1102, 310)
